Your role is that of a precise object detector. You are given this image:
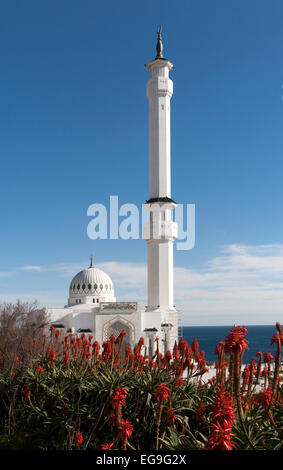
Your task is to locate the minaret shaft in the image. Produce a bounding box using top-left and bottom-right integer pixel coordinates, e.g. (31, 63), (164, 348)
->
(146, 65), (173, 199)
(148, 95), (172, 198)
(147, 239), (174, 309)
(143, 35), (178, 315)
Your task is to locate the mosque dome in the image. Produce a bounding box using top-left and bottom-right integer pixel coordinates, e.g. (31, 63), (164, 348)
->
(68, 256), (115, 305)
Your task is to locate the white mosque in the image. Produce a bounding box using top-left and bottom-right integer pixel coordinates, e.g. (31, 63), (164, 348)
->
(45, 28), (179, 355)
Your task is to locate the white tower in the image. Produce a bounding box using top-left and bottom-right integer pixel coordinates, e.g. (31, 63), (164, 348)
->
(143, 27), (178, 350)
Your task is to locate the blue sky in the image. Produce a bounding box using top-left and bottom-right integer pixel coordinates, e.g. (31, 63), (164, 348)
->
(0, 0), (283, 325)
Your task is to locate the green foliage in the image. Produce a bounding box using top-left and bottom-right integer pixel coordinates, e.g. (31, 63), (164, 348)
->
(0, 323), (282, 450)
(0, 354), (282, 450)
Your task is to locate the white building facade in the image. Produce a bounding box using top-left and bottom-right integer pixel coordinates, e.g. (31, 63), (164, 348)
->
(45, 29), (179, 355)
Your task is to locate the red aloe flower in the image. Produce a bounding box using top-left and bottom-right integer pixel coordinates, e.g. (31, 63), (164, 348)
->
(165, 350), (172, 362)
(224, 325), (248, 354)
(125, 345), (132, 357)
(221, 361), (228, 370)
(117, 330), (127, 341)
(179, 337), (192, 360)
(173, 341), (179, 361)
(176, 364), (184, 377)
(48, 349), (56, 362)
(186, 344), (193, 356)
(196, 400), (205, 423)
(271, 332), (283, 346)
(242, 365), (250, 388)
(206, 387), (235, 451)
(205, 422), (235, 450)
(264, 351), (274, 363)
(166, 407), (176, 425)
(254, 388), (272, 409)
(149, 359), (156, 369)
(192, 337), (199, 353)
(111, 386), (127, 428)
(215, 340), (225, 356)
(64, 349), (70, 365)
(270, 326), (283, 400)
(101, 443), (118, 450)
(135, 353), (144, 365)
(92, 340), (100, 356)
(250, 358), (257, 372)
(154, 383), (170, 402)
(118, 419), (133, 451)
(211, 386), (235, 429)
(118, 419), (133, 439)
(178, 337), (187, 351)
(36, 365), (44, 375)
(198, 357), (208, 375)
(24, 386), (31, 401)
(112, 386), (127, 409)
(195, 352), (201, 362)
(73, 431), (83, 446)
(261, 365), (268, 390)
(102, 341), (112, 360)
(55, 329), (61, 338)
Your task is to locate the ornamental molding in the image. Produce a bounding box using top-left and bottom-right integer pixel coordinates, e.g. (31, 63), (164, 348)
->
(99, 302), (138, 313)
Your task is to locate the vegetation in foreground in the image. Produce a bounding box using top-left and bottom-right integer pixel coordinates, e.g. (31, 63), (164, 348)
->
(0, 302), (282, 450)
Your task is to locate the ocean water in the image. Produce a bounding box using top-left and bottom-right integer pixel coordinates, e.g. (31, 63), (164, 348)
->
(182, 325), (279, 364)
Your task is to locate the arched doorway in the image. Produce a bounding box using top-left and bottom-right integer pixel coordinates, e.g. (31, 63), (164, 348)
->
(104, 319), (133, 359)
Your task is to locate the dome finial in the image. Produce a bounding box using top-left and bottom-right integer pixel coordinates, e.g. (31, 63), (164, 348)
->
(90, 254), (93, 267)
(156, 24), (163, 59)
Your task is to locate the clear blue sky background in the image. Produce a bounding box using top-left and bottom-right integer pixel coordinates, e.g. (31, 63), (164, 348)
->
(0, 0), (283, 325)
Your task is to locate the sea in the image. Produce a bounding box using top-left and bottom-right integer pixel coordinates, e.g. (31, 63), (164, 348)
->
(182, 325), (279, 364)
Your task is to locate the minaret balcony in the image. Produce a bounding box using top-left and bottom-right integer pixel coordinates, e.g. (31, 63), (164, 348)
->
(146, 77), (173, 99)
(142, 220), (178, 241)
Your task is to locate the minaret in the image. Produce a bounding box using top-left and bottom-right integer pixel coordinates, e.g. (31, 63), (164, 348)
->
(143, 27), (178, 348)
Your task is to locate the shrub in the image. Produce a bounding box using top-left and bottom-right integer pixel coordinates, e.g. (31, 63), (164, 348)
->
(0, 316), (282, 450)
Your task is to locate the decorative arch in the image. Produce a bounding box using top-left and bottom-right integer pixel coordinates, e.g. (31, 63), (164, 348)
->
(102, 315), (135, 351)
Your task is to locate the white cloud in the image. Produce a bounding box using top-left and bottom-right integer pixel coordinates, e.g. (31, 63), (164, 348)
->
(21, 265), (42, 272)
(20, 262), (86, 277)
(209, 244), (283, 274)
(100, 244), (283, 325)
(174, 244), (283, 325)
(98, 261), (146, 288)
(8, 244), (283, 325)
